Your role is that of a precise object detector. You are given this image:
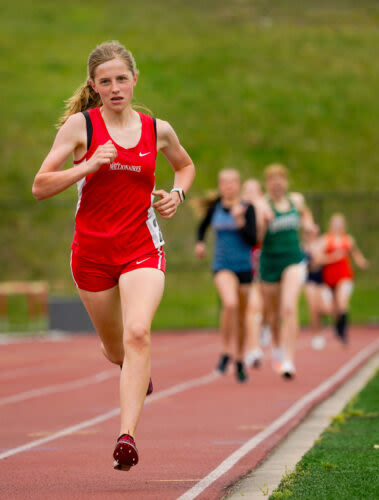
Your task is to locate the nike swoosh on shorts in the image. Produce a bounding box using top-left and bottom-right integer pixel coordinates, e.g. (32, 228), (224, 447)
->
(136, 257), (151, 265)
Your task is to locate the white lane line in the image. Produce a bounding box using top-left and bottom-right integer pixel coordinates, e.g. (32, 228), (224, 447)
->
(145, 372), (218, 404)
(0, 333), (70, 345)
(177, 340), (379, 500)
(0, 364), (59, 381)
(0, 408), (120, 460)
(0, 369), (117, 407)
(0, 343), (215, 382)
(0, 371), (219, 460)
(0, 343), (218, 405)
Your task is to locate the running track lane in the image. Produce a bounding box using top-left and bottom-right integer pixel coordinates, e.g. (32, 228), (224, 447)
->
(0, 327), (377, 499)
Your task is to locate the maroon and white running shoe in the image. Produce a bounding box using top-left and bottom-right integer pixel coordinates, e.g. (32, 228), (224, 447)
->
(113, 434), (139, 471)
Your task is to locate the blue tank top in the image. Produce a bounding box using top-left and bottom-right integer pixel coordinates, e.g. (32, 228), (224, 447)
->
(211, 202), (252, 272)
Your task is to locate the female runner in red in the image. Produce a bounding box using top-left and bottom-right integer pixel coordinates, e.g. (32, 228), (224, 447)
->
(318, 213), (369, 343)
(32, 41), (195, 471)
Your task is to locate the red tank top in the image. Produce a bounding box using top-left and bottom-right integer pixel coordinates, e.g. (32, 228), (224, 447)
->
(322, 233), (353, 287)
(71, 107), (164, 264)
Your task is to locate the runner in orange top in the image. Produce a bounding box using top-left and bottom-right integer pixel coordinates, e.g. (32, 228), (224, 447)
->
(318, 213), (369, 343)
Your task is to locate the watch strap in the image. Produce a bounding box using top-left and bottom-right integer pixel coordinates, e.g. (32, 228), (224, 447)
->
(170, 188), (185, 203)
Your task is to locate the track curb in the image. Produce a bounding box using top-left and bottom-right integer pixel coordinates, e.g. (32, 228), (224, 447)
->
(224, 351), (379, 499)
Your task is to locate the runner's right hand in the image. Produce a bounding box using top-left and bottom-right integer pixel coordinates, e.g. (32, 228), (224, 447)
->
(86, 140), (118, 172)
(195, 241), (206, 259)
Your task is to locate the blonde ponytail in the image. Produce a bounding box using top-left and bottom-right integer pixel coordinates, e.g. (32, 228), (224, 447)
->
(58, 80), (102, 128)
(190, 190), (220, 218)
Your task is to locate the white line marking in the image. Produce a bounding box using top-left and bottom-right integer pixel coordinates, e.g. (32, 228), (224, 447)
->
(0, 334), (214, 379)
(0, 364), (58, 381)
(177, 340), (379, 500)
(146, 372), (218, 405)
(0, 371), (219, 460)
(0, 408), (120, 461)
(0, 369), (117, 407)
(0, 332), (70, 345)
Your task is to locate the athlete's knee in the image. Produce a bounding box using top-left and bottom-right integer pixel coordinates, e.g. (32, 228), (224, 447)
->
(101, 343), (123, 366)
(282, 302), (296, 318)
(124, 322), (150, 351)
(223, 298), (238, 313)
(249, 297), (263, 315)
(334, 302), (346, 315)
(267, 313), (279, 331)
(245, 301), (255, 316)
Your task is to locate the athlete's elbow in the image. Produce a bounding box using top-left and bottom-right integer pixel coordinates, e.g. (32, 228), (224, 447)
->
(32, 185), (41, 201)
(191, 162), (196, 177)
(32, 178), (45, 201)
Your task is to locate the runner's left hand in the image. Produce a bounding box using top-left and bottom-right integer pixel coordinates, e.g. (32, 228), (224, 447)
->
(152, 190), (180, 219)
(231, 203), (246, 219)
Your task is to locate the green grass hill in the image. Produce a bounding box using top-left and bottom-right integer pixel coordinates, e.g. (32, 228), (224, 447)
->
(1, 0), (378, 328)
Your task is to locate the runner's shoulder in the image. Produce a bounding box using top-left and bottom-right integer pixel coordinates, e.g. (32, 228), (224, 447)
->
(347, 234), (355, 248)
(156, 118), (178, 149)
(156, 118), (173, 136)
(59, 112), (87, 139)
(64, 112), (86, 128)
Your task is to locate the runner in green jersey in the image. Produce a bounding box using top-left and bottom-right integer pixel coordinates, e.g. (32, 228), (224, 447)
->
(258, 164), (317, 378)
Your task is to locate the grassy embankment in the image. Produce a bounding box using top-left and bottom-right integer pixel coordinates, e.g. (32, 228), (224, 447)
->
(270, 369), (379, 500)
(0, 1), (378, 329)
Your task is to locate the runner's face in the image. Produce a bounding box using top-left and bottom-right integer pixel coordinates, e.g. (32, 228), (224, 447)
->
(218, 172), (241, 200)
(266, 174), (288, 199)
(330, 216), (346, 234)
(91, 58), (137, 111)
(242, 180), (262, 203)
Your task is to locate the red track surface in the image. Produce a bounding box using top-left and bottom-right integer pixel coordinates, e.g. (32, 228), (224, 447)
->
(0, 327), (377, 500)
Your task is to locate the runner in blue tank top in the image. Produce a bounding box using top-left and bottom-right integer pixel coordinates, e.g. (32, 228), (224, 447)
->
(195, 169), (257, 382)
